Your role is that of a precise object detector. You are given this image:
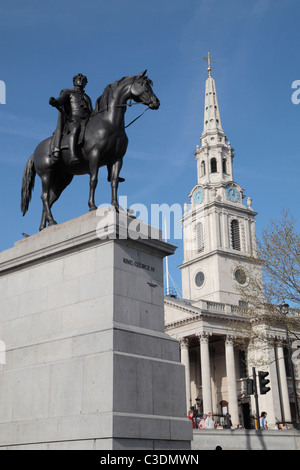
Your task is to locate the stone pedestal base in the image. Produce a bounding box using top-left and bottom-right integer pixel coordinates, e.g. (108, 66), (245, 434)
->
(0, 209), (192, 450)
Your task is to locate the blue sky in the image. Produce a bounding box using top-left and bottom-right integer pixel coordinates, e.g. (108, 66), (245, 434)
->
(0, 0), (299, 293)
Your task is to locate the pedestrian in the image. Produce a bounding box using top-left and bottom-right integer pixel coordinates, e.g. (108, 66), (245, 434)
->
(198, 414), (206, 429)
(187, 409), (196, 429)
(224, 413), (232, 429)
(253, 412), (259, 430)
(205, 412), (215, 429)
(259, 412), (268, 430)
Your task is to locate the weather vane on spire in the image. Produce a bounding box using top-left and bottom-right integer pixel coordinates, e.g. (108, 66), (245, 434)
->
(203, 52), (214, 77)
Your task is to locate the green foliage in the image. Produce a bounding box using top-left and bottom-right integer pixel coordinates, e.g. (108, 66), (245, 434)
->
(233, 209), (300, 347)
(258, 209), (300, 308)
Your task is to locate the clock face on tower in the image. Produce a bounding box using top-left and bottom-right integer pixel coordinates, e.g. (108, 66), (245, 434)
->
(234, 268), (247, 285)
(193, 187), (204, 205)
(225, 184), (239, 202)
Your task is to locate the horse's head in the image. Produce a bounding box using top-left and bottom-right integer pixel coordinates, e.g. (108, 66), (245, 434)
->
(131, 70), (160, 110)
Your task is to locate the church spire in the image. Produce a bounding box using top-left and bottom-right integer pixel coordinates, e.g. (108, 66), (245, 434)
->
(194, 53), (233, 185)
(202, 53), (224, 138)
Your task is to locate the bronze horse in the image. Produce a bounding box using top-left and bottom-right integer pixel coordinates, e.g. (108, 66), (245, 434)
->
(21, 70), (160, 230)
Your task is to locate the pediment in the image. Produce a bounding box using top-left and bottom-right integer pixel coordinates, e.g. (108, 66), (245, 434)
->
(164, 296), (201, 324)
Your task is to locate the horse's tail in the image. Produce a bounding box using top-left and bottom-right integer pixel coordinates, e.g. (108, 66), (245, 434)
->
(21, 155), (36, 216)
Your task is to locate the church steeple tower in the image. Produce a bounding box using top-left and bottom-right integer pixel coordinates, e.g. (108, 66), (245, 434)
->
(202, 53), (224, 138)
(180, 54), (258, 305)
(195, 53), (234, 186)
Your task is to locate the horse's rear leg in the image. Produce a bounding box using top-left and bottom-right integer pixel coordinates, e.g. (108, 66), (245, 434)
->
(40, 173), (57, 229)
(39, 209), (47, 231)
(110, 159), (123, 211)
(39, 173), (73, 230)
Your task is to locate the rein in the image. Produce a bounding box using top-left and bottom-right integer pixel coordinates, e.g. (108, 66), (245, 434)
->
(93, 101), (150, 128)
(125, 105), (150, 128)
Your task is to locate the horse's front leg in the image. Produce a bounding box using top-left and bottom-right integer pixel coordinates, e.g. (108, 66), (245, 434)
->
(88, 150), (100, 211)
(110, 159), (123, 212)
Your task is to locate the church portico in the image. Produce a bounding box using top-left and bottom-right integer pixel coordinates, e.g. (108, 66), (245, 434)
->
(165, 298), (244, 427)
(165, 294), (299, 429)
(184, 333), (240, 426)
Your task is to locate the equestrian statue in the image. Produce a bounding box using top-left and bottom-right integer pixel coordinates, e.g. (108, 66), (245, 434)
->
(21, 70), (160, 231)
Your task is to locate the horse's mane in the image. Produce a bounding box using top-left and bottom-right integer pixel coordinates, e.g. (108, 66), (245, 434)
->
(92, 73), (153, 115)
(93, 76), (129, 114)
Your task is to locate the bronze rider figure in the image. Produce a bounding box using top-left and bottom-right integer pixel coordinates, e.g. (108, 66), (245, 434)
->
(49, 73), (93, 166)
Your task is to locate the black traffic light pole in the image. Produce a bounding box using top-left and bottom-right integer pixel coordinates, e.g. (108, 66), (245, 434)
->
(253, 367), (259, 425)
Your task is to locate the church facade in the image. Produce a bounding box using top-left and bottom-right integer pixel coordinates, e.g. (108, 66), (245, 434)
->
(164, 57), (299, 429)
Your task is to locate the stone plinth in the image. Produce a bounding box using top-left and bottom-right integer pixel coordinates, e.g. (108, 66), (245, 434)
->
(0, 209), (192, 450)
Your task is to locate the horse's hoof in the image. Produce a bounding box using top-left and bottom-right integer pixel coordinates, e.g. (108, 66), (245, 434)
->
(111, 203), (119, 213)
(89, 205), (97, 212)
(48, 220), (57, 227)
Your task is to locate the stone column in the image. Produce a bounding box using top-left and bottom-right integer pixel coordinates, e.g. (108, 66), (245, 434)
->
(198, 333), (213, 414)
(225, 336), (239, 427)
(277, 345), (292, 423)
(180, 337), (191, 412)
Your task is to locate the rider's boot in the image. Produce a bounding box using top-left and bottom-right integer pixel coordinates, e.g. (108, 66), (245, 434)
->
(69, 134), (80, 167)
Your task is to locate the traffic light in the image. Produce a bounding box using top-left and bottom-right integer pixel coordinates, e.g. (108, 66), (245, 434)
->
(258, 371), (271, 394)
(246, 378), (254, 395)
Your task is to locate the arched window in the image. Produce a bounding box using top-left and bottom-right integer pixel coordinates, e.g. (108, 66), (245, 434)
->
(201, 161), (206, 176)
(222, 159), (227, 173)
(231, 219), (241, 251)
(196, 222), (204, 252)
(211, 158), (217, 173)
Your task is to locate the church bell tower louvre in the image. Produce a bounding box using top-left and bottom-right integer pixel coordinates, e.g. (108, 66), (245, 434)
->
(180, 53), (259, 305)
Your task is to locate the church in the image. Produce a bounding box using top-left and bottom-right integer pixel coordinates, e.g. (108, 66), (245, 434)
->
(164, 55), (299, 430)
